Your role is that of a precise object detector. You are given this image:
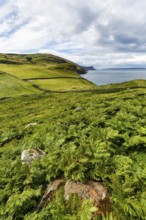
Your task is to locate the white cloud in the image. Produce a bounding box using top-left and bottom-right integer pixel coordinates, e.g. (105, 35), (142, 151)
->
(0, 0), (146, 68)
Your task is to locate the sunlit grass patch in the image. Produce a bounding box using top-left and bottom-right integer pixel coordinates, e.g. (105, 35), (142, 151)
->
(0, 64), (80, 79)
(0, 72), (40, 98)
(31, 78), (96, 91)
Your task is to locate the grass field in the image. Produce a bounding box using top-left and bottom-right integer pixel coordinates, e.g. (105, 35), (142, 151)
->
(0, 64), (80, 79)
(0, 71), (40, 98)
(0, 63), (95, 94)
(0, 53), (97, 95)
(96, 79), (146, 90)
(31, 78), (96, 91)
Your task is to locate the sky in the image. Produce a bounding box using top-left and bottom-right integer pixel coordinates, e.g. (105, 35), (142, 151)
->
(1, 0), (146, 68)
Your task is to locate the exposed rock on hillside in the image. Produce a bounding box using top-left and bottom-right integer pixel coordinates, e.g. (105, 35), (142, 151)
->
(37, 179), (65, 211)
(37, 179), (111, 216)
(64, 180), (110, 215)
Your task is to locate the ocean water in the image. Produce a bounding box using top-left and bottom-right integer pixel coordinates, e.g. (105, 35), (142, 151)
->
(82, 69), (146, 85)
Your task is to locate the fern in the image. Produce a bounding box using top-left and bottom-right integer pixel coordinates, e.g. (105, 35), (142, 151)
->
(77, 199), (97, 220)
(101, 212), (118, 220)
(3, 188), (41, 219)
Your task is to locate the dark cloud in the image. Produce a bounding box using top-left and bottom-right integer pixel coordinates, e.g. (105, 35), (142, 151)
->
(115, 35), (140, 45)
(95, 16), (146, 54)
(74, 6), (97, 33)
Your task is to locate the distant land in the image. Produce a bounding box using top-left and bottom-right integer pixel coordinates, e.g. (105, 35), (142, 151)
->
(102, 67), (146, 70)
(81, 66), (96, 71)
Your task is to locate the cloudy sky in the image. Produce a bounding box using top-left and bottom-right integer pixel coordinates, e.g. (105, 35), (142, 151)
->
(1, 0), (146, 68)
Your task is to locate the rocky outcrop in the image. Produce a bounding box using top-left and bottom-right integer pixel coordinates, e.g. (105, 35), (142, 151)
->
(64, 180), (110, 215)
(37, 179), (65, 211)
(37, 179), (110, 216)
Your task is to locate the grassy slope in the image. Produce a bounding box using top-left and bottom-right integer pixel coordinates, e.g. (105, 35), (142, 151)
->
(0, 64), (80, 79)
(0, 53), (76, 64)
(31, 78), (96, 91)
(0, 85), (146, 219)
(0, 53), (95, 93)
(96, 79), (146, 90)
(1, 84), (146, 132)
(0, 53), (146, 219)
(0, 71), (40, 98)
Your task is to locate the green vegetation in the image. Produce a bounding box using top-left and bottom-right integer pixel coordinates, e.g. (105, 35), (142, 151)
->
(31, 78), (96, 91)
(0, 64), (81, 79)
(0, 53), (95, 93)
(0, 53), (72, 64)
(96, 79), (146, 90)
(1, 84), (146, 219)
(0, 71), (40, 98)
(0, 53), (146, 219)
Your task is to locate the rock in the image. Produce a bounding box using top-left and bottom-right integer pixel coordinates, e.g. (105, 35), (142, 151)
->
(88, 181), (107, 200)
(64, 180), (89, 200)
(37, 179), (110, 216)
(87, 181), (109, 213)
(64, 180), (110, 215)
(37, 179), (65, 211)
(74, 107), (82, 111)
(21, 148), (45, 165)
(25, 122), (37, 128)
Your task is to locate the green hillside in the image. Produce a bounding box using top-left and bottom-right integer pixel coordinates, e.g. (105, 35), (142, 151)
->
(0, 53), (96, 94)
(0, 53), (78, 65)
(31, 78), (96, 91)
(0, 71), (40, 98)
(0, 53), (86, 74)
(0, 64), (80, 79)
(0, 53), (146, 220)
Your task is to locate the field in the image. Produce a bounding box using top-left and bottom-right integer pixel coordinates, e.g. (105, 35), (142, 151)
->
(0, 64), (96, 92)
(0, 71), (40, 98)
(31, 78), (96, 91)
(0, 82), (146, 220)
(0, 54), (95, 92)
(96, 79), (146, 90)
(0, 53), (146, 220)
(0, 64), (80, 79)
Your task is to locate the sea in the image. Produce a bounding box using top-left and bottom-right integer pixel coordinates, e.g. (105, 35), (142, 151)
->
(82, 69), (146, 86)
